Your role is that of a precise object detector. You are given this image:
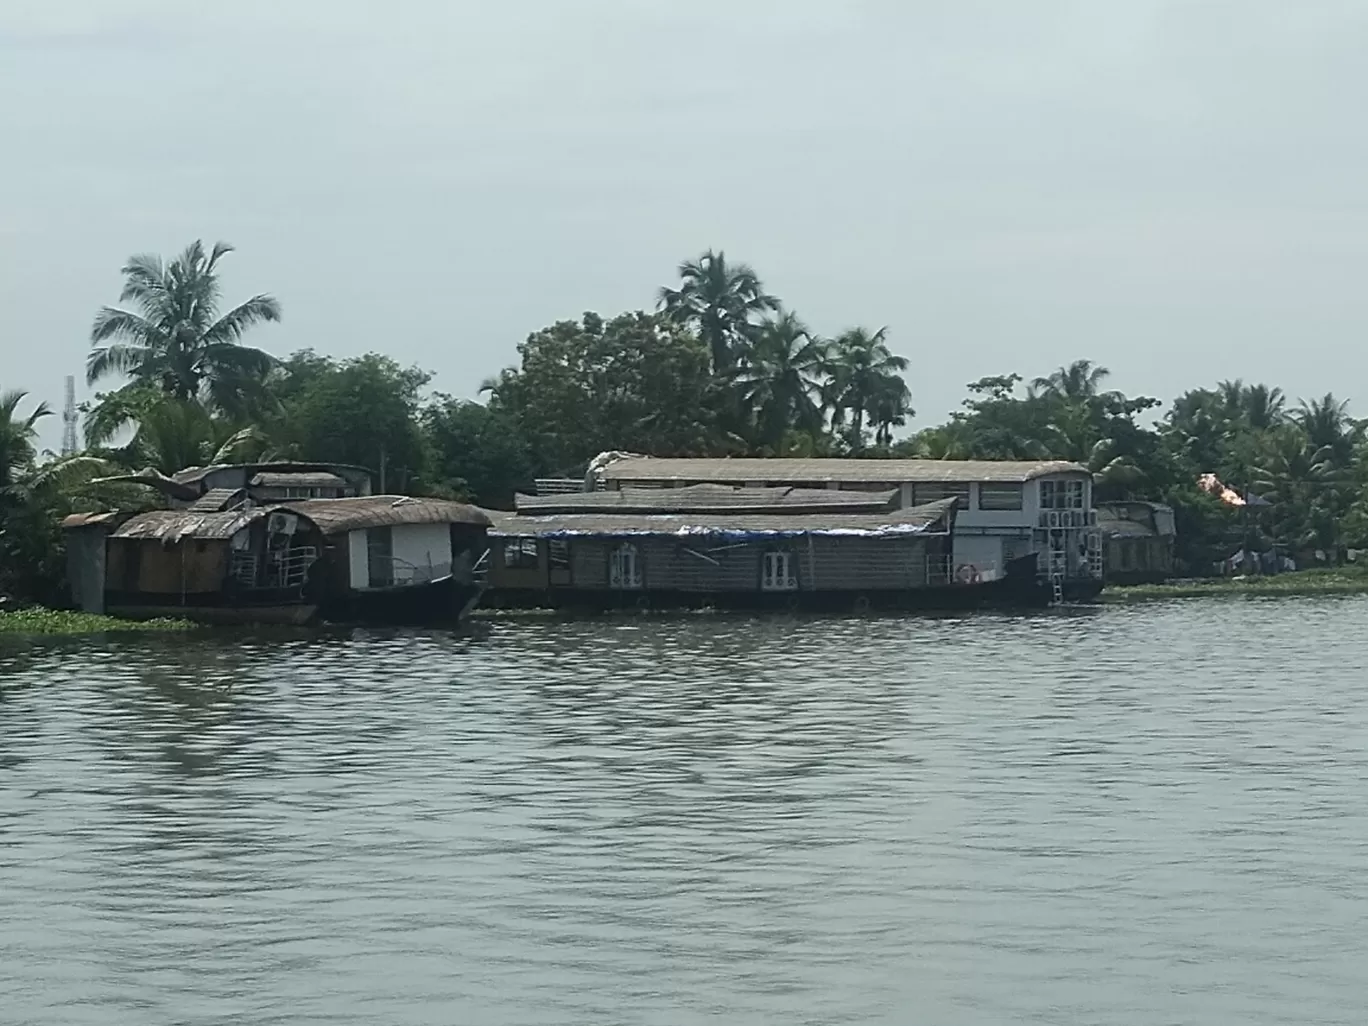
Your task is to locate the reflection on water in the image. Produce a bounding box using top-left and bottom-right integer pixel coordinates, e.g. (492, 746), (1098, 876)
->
(2, 601), (1367, 1025)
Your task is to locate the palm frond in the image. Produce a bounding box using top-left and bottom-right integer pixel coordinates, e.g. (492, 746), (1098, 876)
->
(201, 295), (282, 345)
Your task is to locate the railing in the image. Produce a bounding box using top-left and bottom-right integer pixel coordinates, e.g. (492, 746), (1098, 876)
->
(230, 546), (318, 590)
(369, 557), (453, 588)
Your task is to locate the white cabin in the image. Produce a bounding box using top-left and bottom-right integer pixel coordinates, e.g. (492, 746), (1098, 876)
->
(586, 455), (1102, 585)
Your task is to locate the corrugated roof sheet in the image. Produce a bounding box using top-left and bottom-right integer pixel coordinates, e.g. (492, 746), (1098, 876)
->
(279, 495), (490, 533)
(593, 455), (1088, 484)
(250, 471), (348, 487)
(111, 508), (268, 542)
(514, 483), (899, 515)
(188, 488), (246, 512)
(487, 499), (956, 539)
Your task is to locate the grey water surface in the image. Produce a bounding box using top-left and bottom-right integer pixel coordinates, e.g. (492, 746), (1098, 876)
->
(2, 598), (1366, 1025)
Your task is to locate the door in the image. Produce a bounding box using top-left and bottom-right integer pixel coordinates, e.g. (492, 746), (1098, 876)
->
(367, 526), (394, 588)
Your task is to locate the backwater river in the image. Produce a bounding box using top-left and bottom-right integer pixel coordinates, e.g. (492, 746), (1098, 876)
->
(2, 597), (1366, 1024)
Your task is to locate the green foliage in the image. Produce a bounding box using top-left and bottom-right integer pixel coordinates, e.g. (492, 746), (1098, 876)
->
(266, 351), (430, 490)
(421, 397), (535, 508)
(0, 608), (194, 634)
(484, 310), (724, 474)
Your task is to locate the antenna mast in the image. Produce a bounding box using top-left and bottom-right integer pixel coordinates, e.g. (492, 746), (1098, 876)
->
(62, 375), (80, 455)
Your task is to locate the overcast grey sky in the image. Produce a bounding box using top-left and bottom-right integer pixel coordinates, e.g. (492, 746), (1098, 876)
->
(3, 0), (1366, 450)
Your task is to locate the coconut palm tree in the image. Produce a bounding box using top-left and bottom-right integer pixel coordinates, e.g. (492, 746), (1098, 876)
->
(106, 399), (267, 476)
(1032, 360), (1111, 401)
(87, 241), (281, 423)
(1255, 423), (1346, 552)
(0, 389), (50, 493)
(658, 250), (778, 373)
(824, 327), (910, 448)
(1294, 393), (1359, 466)
(733, 311), (826, 450)
(1242, 383), (1286, 430)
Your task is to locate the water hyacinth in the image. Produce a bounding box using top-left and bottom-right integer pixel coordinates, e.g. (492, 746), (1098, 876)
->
(0, 608), (193, 635)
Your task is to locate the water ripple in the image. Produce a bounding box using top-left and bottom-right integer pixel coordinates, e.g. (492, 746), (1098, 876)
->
(2, 599), (1367, 1024)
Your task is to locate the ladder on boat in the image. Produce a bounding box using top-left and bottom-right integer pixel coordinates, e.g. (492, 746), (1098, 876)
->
(1050, 573), (1065, 606)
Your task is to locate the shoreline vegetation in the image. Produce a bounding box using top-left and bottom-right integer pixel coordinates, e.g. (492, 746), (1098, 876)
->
(0, 608), (194, 636)
(1104, 567), (1368, 602)
(4, 241), (1366, 609)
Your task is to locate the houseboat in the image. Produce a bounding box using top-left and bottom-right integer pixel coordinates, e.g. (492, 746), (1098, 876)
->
(276, 496), (490, 623)
(575, 454), (1105, 602)
(482, 484), (1051, 610)
(64, 505), (327, 625)
(67, 464), (491, 625)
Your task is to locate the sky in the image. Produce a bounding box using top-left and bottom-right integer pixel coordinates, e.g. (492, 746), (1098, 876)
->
(3, 0), (1367, 452)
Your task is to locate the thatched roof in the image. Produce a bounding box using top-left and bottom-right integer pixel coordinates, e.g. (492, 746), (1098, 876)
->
(592, 454), (1088, 485)
(278, 496), (489, 534)
(110, 508), (272, 542)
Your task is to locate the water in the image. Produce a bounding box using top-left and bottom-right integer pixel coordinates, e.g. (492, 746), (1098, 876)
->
(2, 598), (1366, 1025)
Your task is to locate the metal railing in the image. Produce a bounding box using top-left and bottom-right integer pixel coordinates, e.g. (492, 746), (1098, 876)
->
(230, 546), (318, 590)
(368, 557), (454, 588)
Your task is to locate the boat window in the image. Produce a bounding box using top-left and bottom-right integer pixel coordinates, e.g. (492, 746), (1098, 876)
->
(503, 538), (539, 569)
(609, 542), (642, 589)
(761, 551), (798, 591)
(1040, 479), (1086, 510)
(912, 482), (971, 505)
(548, 540), (570, 571)
(978, 482), (1023, 511)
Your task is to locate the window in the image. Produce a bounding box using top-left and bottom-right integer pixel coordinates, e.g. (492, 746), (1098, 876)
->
(761, 551), (798, 591)
(503, 538), (539, 569)
(978, 482), (1023, 511)
(1040, 479), (1086, 510)
(549, 540), (570, 571)
(609, 543), (642, 589)
(912, 482), (971, 505)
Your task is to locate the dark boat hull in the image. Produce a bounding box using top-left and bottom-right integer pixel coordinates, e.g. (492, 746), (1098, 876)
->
(318, 576), (484, 626)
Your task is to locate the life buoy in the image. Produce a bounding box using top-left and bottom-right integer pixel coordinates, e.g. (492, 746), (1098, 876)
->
(634, 595), (650, 613)
(784, 594), (801, 614)
(852, 594), (871, 614)
(955, 564), (982, 585)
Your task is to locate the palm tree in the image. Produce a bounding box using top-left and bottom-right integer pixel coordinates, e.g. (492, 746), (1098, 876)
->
(1242, 383), (1286, 430)
(109, 399), (267, 476)
(658, 250), (778, 373)
(733, 311), (825, 450)
(867, 374), (914, 447)
(1032, 360), (1111, 401)
(824, 327), (910, 448)
(1294, 393), (1359, 466)
(0, 389), (51, 492)
(87, 240), (281, 418)
(1255, 423), (1346, 553)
